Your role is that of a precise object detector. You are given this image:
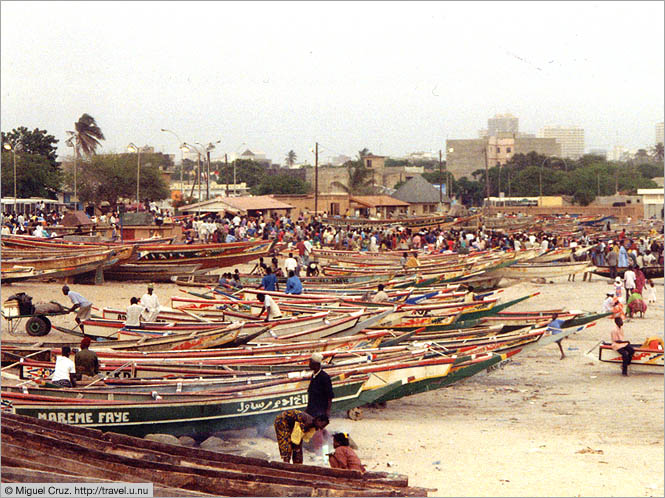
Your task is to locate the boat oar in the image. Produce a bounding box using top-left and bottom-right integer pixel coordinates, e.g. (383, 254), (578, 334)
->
(82, 361), (135, 389)
(1, 349), (52, 372)
(584, 339), (604, 359)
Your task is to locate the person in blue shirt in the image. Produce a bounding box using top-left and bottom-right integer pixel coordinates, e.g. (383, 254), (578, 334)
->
(547, 313), (566, 360)
(260, 267), (279, 292)
(285, 270), (303, 295)
(618, 243), (629, 268)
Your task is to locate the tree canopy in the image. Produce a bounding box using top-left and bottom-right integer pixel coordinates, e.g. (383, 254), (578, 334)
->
(73, 153), (169, 206)
(252, 174), (310, 195)
(1, 127), (59, 167)
(451, 152), (659, 206)
(1, 151), (62, 199)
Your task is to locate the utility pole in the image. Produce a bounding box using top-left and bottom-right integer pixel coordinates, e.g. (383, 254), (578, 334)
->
(438, 149), (443, 205)
(197, 152), (202, 203)
(314, 142), (319, 219)
(484, 146), (490, 213)
(225, 154), (229, 197)
(206, 150), (211, 200)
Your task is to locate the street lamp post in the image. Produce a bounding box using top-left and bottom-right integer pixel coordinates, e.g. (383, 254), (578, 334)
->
(127, 143), (142, 212)
(160, 128), (185, 192)
(447, 147), (454, 200)
(196, 140), (221, 200)
(3, 142), (19, 214)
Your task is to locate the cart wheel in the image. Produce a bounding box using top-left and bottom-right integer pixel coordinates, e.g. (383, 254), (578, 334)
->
(26, 316), (51, 336)
(347, 407), (363, 420)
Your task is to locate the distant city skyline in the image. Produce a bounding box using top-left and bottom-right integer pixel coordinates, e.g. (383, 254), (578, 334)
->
(2, 1), (663, 166)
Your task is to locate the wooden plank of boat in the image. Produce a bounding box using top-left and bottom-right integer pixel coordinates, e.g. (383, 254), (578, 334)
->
(7, 377), (367, 437)
(591, 265), (664, 280)
(489, 261), (591, 279)
(2, 412), (427, 496)
(104, 263), (203, 282)
(129, 240), (274, 269)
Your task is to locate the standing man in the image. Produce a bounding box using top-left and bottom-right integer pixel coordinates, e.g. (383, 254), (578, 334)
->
(141, 284), (160, 322)
(623, 265), (636, 300)
(62, 285), (92, 333)
(75, 336), (100, 380)
(284, 252), (299, 277)
(606, 245), (619, 280)
(260, 267), (279, 292)
(306, 352), (334, 420)
(306, 352), (334, 452)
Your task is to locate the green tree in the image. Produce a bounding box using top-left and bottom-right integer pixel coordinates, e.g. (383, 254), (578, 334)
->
(252, 174), (310, 195)
(1, 127), (59, 167)
(1, 151), (62, 199)
(75, 153), (169, 206)
(285, 150), (297, 167)
(650, 142), (664, 162)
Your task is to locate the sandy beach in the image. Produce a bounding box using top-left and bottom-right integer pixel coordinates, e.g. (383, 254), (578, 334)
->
(2, 273), (663, 497)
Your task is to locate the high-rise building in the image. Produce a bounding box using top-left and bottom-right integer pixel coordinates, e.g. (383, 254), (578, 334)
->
(487, 113), (519, 136)
(656, 122), (664, 145)
(445, 135), (560, 180)
(538, 126), (585, 159)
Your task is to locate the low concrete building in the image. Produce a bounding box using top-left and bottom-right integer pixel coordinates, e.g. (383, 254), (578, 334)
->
(638, 189), (664, 220)
(179, 195), (294, 219)
(349, 195), (410, 219)
(391, 175), (450, 215)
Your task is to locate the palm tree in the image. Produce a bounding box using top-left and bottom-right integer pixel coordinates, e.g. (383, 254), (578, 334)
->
(285, 150), (297, 167)
(651, 142), (664, 162)
(65, 113), (105, 201)
(329, 160), (376, 195)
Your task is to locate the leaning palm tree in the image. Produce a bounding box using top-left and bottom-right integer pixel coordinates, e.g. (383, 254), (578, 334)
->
(65, 113), (105, 201)
(285, 150), (297, 167)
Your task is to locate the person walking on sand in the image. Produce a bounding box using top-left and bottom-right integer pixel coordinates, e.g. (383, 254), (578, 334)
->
(273, 409), (329, 464)
(547, 313), (566, 360)
(611, 316), (635, 376)
(62, 285), (92, 334)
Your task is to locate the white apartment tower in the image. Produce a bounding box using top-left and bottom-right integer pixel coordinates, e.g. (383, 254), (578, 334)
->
(656, 122), (664, 145)
(487, 113), (519, 136)
(538, 126), (585, 159)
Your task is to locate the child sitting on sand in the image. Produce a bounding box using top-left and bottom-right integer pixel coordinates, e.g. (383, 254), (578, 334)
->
(328, 432), (365, 473)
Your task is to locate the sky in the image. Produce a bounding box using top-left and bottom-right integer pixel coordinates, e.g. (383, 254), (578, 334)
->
(1, 1), (663, 165)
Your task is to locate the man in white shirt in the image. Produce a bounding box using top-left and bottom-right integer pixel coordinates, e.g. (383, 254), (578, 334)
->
(284, 252), (299, 276)
(125, 297), (144, 327)
(51, 346), (76, 387)
(140, 284), (160, 322)
(623, 266), (636, 297)
(257, 293), (282, 322)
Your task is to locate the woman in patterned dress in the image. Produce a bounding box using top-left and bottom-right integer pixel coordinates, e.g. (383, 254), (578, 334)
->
(274, 409), (329, 463)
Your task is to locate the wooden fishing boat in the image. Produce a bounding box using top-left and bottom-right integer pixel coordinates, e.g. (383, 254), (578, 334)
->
(1, 413), (427, 497)
(5, 377), (368, 437)
(103, 263), (204, 282)
(598, 337), (664, 373)
(489, 261), (591, 279)
(126, 239), (274, 269)
(591, 265), (664, 280)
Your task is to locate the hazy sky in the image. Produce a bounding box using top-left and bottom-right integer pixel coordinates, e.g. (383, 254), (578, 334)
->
(2, 1), (663, 165)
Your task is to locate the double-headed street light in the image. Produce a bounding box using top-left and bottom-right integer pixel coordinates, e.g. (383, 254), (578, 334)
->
(196, 140), (221, 200)
(127, 143), (142, 212)
(3, 142), (20, 214)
